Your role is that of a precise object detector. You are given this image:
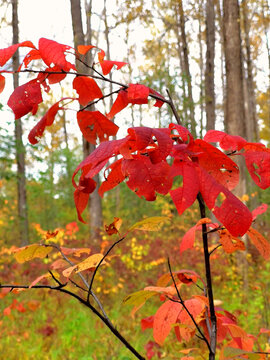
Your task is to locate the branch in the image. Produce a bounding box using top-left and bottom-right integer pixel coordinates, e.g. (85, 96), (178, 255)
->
(0, 283), (145, 360)
(87, 235), (126, 302)
(167, 258), (212, 352)
(197, 193), (217, 358)
(166, 89), (182, 125)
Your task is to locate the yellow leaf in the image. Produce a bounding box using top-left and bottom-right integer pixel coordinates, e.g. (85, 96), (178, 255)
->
(14, 244), (53, 264)
(62, 253), (104, 278)
(128, 216), (170, 232)
(123, 290), (157, 307)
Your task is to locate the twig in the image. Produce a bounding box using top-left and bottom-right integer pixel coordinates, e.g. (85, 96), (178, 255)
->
(167, 258), (212, 352)
(209, 244), (222, 256)
(166, 89), (182, 125)
(87, 236), (126, 302)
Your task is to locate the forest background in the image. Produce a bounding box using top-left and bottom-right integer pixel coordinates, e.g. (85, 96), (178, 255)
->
(0, 0), (269, 359)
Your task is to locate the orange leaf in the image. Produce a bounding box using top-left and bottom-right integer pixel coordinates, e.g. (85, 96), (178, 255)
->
(62, 253), (104, 278)
(153, 300), (182, 345)
(247, 228), (270, 259)
(219, 229), (245, 254)
(0, 74), (5, 94)
(105, 217), (122, 235)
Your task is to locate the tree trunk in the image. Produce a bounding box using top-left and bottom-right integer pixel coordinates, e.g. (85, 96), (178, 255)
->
(205, 0), (216, 131)
(176, 0), (196, 135)
(12, 0), (29, 246)
(223, 0), (249, 299)
(241, 0), (258, 142)
(70, 0), (103, 240)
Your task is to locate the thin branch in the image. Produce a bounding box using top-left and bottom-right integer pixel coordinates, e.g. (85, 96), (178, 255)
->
(209, 244), (222, 256)
(48, 244), (110, 323)
(87, 236), (126, 302)
(0, 283), (145, 360)
(166, 89), (182, 125)
(167, 258), (212, 352)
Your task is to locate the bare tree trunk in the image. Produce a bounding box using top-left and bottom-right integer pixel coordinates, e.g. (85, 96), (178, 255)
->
(176, 0), (196, 135)
(12, 0), (29, 246)
(223, 0), (249, 298)
(205, 0), (216, 131)
(70, 0), (103, 240)
(223, 0), (246, 138)
(241, 0), (258, 141)
(198, 2), (204, 138)
(216, 0), (226, 129)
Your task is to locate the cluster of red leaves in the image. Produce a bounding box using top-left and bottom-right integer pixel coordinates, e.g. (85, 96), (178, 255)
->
(0, 38), (165, 148)
(72, 124), (269, 239)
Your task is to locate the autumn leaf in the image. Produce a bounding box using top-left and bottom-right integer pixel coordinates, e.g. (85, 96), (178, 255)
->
(105, 217), (122, 235)
(38, 38), (76, 71)
(0, 74), (5, 94)
(14, 244), (53, 263)
(106, 90), (129, 119)
(62, 253), (104, 278)
(153, 300), (182, 345)
(247, 227), (270, 260)
(123, 290), (157, 308)
(128, 216), (170, 232)
(29, 273), (52, 288)
(77, 44), (95, 55)
(8, 79), (43, 119)
(0, 40), (36, 67)
(73, 77), (103, 106)
(77, 111), (118, 144)
(252, 203), (268, 220)
(180, 218), (213, 253)
(219, 229), (245, 254)
(98, 49), (127, 75)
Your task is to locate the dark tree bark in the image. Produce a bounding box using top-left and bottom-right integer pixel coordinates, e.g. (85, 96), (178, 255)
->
(70, 0), (103, 240)
(205, 0), (216, 131)
(12, 0), (29, 246)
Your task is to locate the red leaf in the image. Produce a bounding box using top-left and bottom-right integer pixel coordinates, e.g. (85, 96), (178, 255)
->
(98, 49), (127, 75)
(141, 316), (154, 331)
(180, 218), (213, 253)
(74, 176), (96, 223)
(149, 88), (165, 107)
(204, 130), (247, 151)
(38, 38), (76, 71)
(122, 156), (172, 201)
(170, 161), (199, 215)
(99, 159), (126, 197)
(106, 89), (129, 119)
(190, 139), (239, 190)
(242, 144), (270, 189)
(153, 300), (182, 345)
(197, 167), (252, 237)
(252, 203), (268, 220)
(28, 98), (73, 144)
(18, 49), (41, 70)
(77, 111), (118, 144)
(45, 65), (67, 84)
(73, 76), (103, 105)
(127, 84), (150, 104)
(0, 40), (36, 67)
(8, 79), (42, 119)
(0, 74), (5, 93)
(247, 227), (270, 260)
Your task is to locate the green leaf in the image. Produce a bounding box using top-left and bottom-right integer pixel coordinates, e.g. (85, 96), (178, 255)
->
(128, 216), (170, 232)
(14, 244), (53, 263)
